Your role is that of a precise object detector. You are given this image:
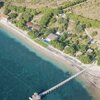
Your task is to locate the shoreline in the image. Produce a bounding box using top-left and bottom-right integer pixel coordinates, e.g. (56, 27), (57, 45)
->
(0, 19), (100, 100)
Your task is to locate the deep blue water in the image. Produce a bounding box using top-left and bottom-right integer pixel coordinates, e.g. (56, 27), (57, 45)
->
(0, 28), (93, 100)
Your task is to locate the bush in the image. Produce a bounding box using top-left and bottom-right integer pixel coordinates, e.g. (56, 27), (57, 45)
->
(64, 46), (76, 55)
(40, 10), (53, 27)
(15, 19), (26, 28)
(79, 55), (92, 64)
(50, 17), (57, 24)
(4, 8), (11, 15)
(79, 44), (87, 52)
(16, 6), (26, 13)
(20, 12), (33, 22)
(54, 7), (63, 15)
(91, 31), (98, 36)
(75, 21), (86, 32)
(9, 13), (18, 19)
(28, 31), (36, 39)
(96, 50), (100, 66)
(50, 40), (64, 50)
(58, 17), (64, 24)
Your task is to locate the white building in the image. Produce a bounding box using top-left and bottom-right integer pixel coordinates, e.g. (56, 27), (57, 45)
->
(87, 49), (93, 53)
(59, 13), (66, 18)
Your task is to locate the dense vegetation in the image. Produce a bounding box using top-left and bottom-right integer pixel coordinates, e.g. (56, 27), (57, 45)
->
(40, 9), (54, 27)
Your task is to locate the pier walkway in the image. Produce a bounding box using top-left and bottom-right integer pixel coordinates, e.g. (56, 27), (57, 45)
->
(29, 67), (89, 100)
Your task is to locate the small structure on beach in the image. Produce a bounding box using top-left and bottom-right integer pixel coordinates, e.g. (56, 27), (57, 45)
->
(45, 33), (58, 42)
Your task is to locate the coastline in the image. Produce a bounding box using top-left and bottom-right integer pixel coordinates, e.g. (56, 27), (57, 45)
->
(0, 19), (100, 100)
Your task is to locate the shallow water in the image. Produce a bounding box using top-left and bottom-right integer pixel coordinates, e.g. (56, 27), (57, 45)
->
(0, 28), (93, 100)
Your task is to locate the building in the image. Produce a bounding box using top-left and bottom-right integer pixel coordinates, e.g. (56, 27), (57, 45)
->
(45, 33), (58, 42)
(55, 31), (63, 35)
(87, 49), (93, 53)
(26, 22), (33, 28)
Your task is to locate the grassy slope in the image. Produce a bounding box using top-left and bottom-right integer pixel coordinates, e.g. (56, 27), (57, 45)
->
(72, 0), (100, 21)
(5, 0), (71, 9)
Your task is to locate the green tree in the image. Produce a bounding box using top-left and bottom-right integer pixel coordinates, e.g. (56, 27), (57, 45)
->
(16, 6), (26, 13)
(79, 44), (87, 52)
(9, 13), (18, 20)
(75, 23), (85, 33)
(40, 11), (53, 27)
(16, 19), (26, 28)
(28, 31), (36, 39)
(50, 17), (57, 24)
(50, 40), (64, 50)
(54, 7), (63, 15)
(20, 12), (33, 22)
(58, 17), (64, 24)
(64, 46), (76, 55)
(58, 24), (64, 32)
(91, 31), (98, 36)
(79, 55), (92, 64)
(97, 57), (100, 66)
(96, 50), (100, 66)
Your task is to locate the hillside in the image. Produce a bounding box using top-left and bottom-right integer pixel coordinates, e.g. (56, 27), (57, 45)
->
(72, 0), (100, 21)
(4, 0), (73, 9)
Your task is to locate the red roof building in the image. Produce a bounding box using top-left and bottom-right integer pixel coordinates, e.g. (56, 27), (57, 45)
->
(26, 22), (33, 28)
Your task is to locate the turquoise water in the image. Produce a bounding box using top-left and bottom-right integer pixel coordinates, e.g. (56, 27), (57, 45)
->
(0, 28), (93, 100)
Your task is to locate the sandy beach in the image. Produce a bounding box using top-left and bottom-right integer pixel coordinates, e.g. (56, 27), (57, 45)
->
(0, 19), (100, 100)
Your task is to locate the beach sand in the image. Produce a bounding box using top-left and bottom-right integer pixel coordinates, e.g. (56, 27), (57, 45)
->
(0, 20), (100, 100)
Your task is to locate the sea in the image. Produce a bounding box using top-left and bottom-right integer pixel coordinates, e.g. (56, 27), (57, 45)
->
(0, 28), (93, 100)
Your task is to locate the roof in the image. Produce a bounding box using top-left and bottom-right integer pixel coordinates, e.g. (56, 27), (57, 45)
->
(46, 33), (58, 40)
(87, 49), (93, 53)
(26, 22), (33, 27)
